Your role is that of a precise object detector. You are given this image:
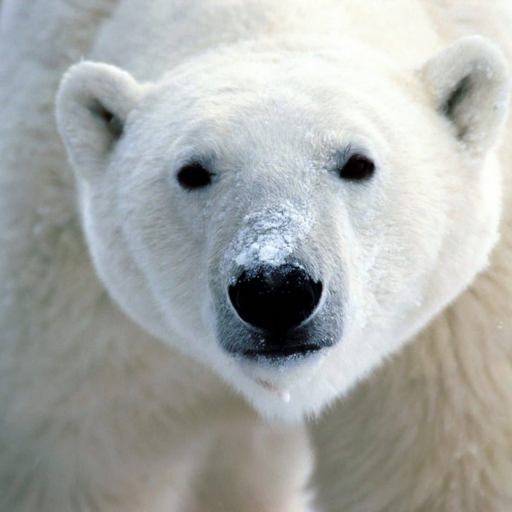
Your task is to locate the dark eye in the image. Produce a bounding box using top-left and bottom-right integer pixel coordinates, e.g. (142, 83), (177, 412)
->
(176, 162), (213, 190)
(338, 155), (375, 182)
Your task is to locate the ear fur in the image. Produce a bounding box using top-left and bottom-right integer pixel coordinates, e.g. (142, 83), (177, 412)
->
(421, 36), (511, 153)
(56, 61), (143, 182)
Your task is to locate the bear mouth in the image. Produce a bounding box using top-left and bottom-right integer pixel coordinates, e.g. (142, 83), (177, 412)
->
(240, 343), (323, 361)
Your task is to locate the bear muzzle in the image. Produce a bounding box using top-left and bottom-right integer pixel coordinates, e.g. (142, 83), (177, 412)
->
(220, 263), (337, 362)
(228, 264), (322, 332)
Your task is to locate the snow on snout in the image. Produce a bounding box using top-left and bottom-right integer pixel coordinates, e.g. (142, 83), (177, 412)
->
(226, 202), (314, 273)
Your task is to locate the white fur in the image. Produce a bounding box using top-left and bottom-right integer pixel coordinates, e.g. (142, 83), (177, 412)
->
(1, 1), (511, 511)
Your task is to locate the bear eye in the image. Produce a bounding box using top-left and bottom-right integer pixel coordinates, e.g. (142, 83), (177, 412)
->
(338, 155), (375, 182)
(176, 162), (213, 190)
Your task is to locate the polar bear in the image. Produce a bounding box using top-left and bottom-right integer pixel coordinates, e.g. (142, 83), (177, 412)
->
(0, 1), (511, 511)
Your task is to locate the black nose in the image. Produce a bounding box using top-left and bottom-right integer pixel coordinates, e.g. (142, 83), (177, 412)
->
(228, 265), (323, 332)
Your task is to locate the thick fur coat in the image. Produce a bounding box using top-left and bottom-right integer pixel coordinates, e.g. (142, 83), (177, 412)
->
(0, 1), (511, 511)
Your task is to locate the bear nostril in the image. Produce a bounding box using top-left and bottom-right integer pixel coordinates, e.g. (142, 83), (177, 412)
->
(228, 265), (323, 331)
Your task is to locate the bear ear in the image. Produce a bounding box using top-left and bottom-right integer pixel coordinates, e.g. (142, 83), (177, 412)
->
(56, 61), (143, 182)
(421, 36), (511, 154)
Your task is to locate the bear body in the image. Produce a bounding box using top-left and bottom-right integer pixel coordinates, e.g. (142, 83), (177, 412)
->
(0, 1), (511, 511)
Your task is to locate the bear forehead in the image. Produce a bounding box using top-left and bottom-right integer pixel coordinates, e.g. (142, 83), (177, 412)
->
(138, 58), (412, 148)
(149, 45), (407, 108)
(126, 47), (426, 168)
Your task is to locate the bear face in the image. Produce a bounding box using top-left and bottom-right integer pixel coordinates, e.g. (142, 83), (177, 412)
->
(57, 36), (510, 420)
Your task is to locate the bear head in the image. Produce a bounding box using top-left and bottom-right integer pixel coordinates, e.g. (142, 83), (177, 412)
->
(56, 36), (510, 420)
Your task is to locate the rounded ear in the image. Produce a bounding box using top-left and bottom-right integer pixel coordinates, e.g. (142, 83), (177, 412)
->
(56, 61), (143, 182)
(421, 36), (511, 154)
